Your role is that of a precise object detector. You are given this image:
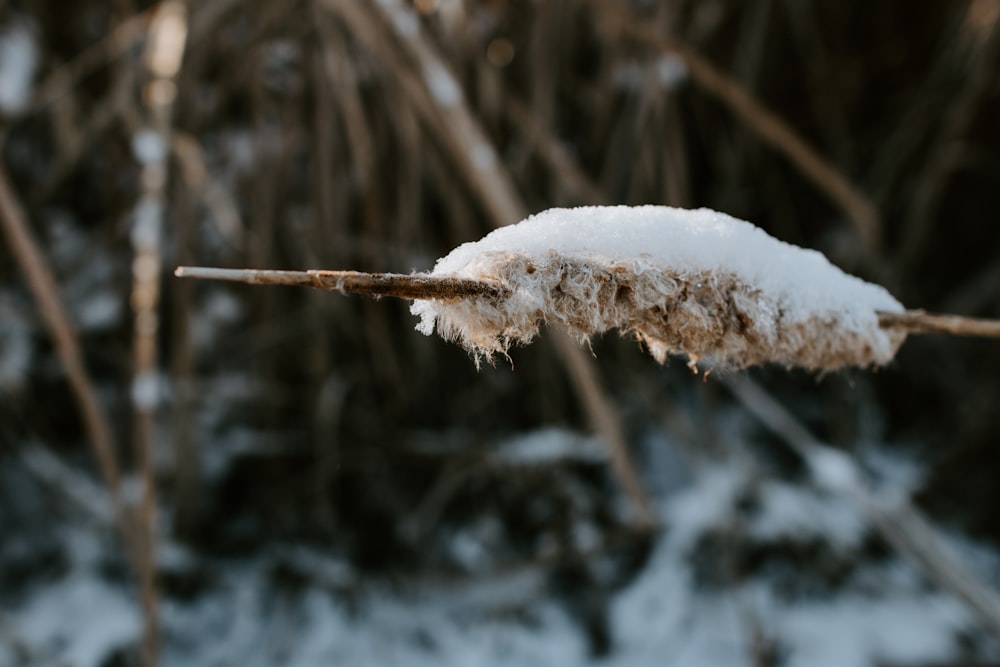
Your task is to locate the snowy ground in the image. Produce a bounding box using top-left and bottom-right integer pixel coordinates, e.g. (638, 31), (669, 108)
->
(1, 431), (993, 667)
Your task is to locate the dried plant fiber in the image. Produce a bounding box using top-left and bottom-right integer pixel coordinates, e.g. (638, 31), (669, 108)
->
(411, 206), (906, 370)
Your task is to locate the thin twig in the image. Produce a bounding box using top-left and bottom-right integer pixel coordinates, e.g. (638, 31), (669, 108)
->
(130, 3), (190, 664)
(878, 310), (1000, 338)
(174, 267), (509, 301)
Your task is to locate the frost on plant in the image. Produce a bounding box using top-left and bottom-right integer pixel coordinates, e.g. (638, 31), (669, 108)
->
(411, 206), (906, 370)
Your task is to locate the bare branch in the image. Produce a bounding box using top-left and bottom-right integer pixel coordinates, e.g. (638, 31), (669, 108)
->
(174, 266), (509, 301)
(130, 3), (190, 663)
(879, 309), (1000, 338)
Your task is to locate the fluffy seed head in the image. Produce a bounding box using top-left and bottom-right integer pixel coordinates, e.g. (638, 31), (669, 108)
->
(411, 206), (906, 370)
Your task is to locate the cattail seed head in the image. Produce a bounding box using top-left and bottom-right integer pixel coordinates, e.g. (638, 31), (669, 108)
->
(411, 206), (906, 370)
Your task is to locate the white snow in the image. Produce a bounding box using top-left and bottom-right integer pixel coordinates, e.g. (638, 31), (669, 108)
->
(749, 480), (867, 550)
(131, 370), (160, 409)
(608, 463), (970, 667)
(192, 289), (244, 351)
(613, 56), (688, 92)
(472, 143), (498, 170)
(1, 450), (984, 667)
(392, 8), (420, 36)
(663, 466), (744, 550)
(776, 593), (966, 667)
(491, 428), (608, 466)
(16, 576), (139, 667)
(76, 290), (122, 330)
(655, 55), (688, 88)
(807, 445), (863, 494)
(44, 213), (123, 332)
(132, 129), (168, 166)
(424, 61), (462, 108)
(0, 21), (37, 115)
(411, 206), (905, 369)
(11, 530), (141, 667)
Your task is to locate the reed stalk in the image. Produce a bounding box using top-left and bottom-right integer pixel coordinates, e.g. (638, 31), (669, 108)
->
(175, 266), (1000, 350)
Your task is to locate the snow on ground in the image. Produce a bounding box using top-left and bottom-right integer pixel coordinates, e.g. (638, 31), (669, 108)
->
(490, 428), (608, 467)
(0, 439), (984, 667)
(15, 573), (140, 666)
(0, 19), (37, 116)
(612, 469), (971, 667)
(3, 529), (141, 667)
(1, 542), (970, 667)
(748, 479), (866, 550)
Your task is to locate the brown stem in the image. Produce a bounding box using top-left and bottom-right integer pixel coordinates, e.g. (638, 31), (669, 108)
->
(879, 310), (1000, 338)
(130, 4), (189, 664)
(174, 266), (509, 301)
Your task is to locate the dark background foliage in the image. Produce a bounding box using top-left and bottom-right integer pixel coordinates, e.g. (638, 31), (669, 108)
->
(1, 0), (999, 664)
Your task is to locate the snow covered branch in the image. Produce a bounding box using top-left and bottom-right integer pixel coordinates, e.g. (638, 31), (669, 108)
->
(177, 206), (1000, 372)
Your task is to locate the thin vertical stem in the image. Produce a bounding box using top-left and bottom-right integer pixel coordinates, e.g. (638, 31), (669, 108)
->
(130, 3), (189, 665)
